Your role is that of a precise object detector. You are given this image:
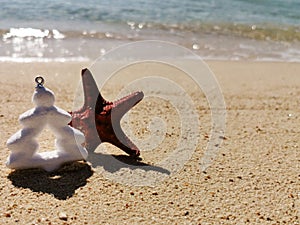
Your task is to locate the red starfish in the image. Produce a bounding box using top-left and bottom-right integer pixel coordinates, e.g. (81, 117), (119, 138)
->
(69, 68), (143, 157)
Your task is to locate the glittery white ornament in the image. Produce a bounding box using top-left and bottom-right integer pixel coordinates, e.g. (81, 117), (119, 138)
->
(6, 77), (88, 172)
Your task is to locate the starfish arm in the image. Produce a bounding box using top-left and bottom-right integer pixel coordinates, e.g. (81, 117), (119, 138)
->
(96, 119), (140, 157)
(81, 68), (105, 109)
(111, 91), (144, 119)
(70, 108), (100, 151)
(110, 130), (140, 157)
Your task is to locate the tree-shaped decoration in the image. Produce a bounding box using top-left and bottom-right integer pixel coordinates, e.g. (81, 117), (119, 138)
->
(6, 76), (88, 172)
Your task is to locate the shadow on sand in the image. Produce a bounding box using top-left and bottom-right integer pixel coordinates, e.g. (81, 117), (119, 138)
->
(88, 152), (170, 175)
(8, 161), (93, 200)
(8, 152), (171, 199)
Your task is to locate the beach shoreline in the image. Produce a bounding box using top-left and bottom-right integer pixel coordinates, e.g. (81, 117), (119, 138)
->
(0, 60), (299, 224)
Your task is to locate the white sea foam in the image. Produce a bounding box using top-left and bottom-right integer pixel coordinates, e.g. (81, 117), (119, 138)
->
(0, 56), (89, 63)
(3, 28), (49, 40)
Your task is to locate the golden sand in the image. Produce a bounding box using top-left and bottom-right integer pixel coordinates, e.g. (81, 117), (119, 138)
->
(0, 61), (299, 224)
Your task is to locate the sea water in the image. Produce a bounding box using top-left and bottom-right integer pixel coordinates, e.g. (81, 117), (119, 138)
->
(0, 0), (299, 62)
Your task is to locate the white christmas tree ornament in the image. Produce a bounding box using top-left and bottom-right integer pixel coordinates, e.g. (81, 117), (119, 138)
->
(6, 76), (88, 172)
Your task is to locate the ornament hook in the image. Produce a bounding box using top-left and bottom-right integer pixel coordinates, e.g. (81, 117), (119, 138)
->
(35, 76), (44, 88)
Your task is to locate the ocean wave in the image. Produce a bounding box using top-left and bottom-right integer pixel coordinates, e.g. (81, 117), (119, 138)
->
(1, 24), (300, 63)
(145, 22), (300, 42)
(1, 22), (300, 43)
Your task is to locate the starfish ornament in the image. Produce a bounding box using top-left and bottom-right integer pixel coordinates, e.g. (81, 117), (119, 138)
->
(69, 68), (144, 157)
